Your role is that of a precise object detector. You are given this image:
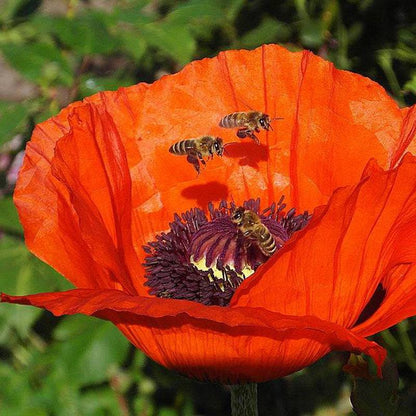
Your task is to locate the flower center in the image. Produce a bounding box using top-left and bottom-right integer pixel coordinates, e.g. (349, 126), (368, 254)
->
(143, 198), (311, 306)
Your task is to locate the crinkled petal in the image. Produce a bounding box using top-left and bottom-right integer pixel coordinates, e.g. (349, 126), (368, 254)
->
(15, 102), (139, 293)
(391, 104), (416, 167)
(232, 154), (416, 333)
(1, 289), (385, 383)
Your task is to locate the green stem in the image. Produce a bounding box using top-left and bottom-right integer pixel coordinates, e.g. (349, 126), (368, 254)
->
(230, 383), (258, 416)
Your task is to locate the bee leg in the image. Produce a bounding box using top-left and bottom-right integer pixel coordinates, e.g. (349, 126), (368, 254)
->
(197, 152), (207, 164)
(187, 153), (201, 174)
(236, 129), (248, 139)
(237, 129), (260, 144)
(246, 130), (260, 145)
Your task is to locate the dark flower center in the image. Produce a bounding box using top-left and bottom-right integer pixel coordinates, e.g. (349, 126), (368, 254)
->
(143, 198), (311, 306)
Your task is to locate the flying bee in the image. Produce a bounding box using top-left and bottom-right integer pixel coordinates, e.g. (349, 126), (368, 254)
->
(169, 136), (224, 174)
(219, 111), (281, 144)
(231, 206), (277, 257)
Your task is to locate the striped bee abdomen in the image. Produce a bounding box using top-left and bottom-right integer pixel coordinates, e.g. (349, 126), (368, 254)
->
(219, 113), (242, 128)
(257, 227), (276, 256)
(169, 140), (195, 155)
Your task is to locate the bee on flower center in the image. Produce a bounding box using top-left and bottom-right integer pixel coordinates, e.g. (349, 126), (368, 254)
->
(169, 136), (224, 174)
(219, 111), (278, 144)
(231, 206), (277, 257)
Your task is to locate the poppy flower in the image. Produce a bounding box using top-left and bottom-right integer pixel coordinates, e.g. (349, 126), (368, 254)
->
(2, 44), (416, 384)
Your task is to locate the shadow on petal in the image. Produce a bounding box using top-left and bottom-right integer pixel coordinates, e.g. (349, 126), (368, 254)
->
(181, 182), (229, 206)
(224, 141), (269, 169)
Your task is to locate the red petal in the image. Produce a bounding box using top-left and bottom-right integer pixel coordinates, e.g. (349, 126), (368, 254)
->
(232, 154), (416, 333)
(391, 104), (416, 167)
(15, 102), (140, 293)
(1, 289), (386, 383)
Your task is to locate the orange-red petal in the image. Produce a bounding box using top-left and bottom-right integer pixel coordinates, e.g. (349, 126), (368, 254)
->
(1, 289), (386, 383)
(232, 154), (416, 333)
(16, 103), (140, 293)
(391, 104), (416, 167)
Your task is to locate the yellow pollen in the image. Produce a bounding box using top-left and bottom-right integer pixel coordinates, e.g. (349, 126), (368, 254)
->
(190, 256), (255, 289)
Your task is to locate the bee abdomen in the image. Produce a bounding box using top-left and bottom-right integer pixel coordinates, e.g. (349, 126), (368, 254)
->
(258, 229), (276, 256)
(169, 140), (194, 155)
(219, 113), (240, 128)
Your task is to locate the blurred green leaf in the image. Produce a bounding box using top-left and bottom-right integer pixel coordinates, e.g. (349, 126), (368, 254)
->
(0, 237), (70, 295)
(32, 13), (118, 56)
(377, 49), (404, 103)
(395, 45), (416, 64)
(0, 0), (30, 24)
(159, 408), (177, 416)
(0, 360), (49, 416)
(79, 389), (122, 415)
(166, 0), (226, 41)
(0, 235), (70, 341)
(114, 2), (156, 25)
(239, 17), (291, 49)
(0, 238), (41, 339)
(0, 238), (30, 295)
(300, 19), (324, 48)
(134, 396), (155, 416)
(167, 0), (225, 26)
(350, 357), (400, 416)
(225, 0), (246, 22)
(0, 196), (23, 234)
(404, 73), (416, 95)
(118, 30), (147, 62)
(52, 315), (130, 386)
(140, 21), (196, 65)
(79, 73), (136, 97)
(1, 42), (73, 86)
(40, 363), (82, 416)
(0, 102), (29, 146)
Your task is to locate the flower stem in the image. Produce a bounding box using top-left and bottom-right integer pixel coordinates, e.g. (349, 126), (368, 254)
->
(230, 383), (258, 416)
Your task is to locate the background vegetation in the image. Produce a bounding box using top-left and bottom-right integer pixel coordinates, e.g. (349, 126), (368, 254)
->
(1, 0), (416, 415)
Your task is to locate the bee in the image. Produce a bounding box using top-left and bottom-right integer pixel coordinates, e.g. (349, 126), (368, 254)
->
(219, 111), (277, 144)
(231, 207), (276, 257)
(169, 136), (224, 174)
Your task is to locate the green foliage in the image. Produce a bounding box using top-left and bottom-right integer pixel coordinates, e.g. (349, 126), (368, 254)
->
(32, 13), (118, 56)
(139, 21), (196, 66)
(52, 315), (130, 385)
(239, 17), (292, 49)
(1, 0), (416, 415)
(350, 356), (413, 416)
(0, 103), (29, 147)
(1, 42), (73, 86)
(0, 196), (22, 233)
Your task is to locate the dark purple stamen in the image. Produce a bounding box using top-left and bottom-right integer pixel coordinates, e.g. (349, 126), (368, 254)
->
(143, 198), (311, 306)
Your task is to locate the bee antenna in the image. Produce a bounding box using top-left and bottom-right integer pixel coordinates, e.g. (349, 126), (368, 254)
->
(269, 117), (283, 131)
(229, 194), (236, 211)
